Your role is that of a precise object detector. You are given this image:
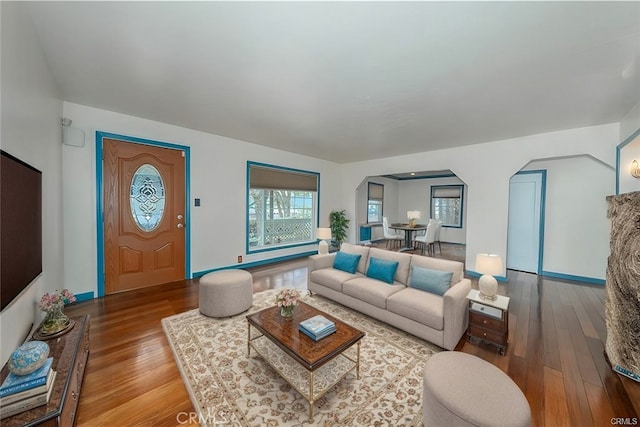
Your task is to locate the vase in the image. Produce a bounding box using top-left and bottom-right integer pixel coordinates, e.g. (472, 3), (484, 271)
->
(42, 303), (70, 334)
(280, 305), (295, 318)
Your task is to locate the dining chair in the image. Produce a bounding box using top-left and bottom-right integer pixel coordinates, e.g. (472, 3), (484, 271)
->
(414, 222), (437, 256)
(383, 217), (403, 249)
(434, 220), (443, 254)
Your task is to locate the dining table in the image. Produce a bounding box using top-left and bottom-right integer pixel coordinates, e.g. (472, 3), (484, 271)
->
(389, 223), (427, 252)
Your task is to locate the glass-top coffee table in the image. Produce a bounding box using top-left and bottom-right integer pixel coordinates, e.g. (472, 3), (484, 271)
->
(246, 301), (365, 421)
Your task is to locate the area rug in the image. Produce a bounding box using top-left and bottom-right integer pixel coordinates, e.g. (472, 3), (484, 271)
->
(162, 289), (441, 426)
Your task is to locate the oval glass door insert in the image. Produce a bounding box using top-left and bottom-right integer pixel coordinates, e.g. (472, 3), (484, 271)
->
(130, 164), (165, 232)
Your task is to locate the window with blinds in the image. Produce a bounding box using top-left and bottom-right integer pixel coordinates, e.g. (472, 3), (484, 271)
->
(431, 185), (464, 228)
(247, 162), (320, 252)
(367, 182), (384, 223)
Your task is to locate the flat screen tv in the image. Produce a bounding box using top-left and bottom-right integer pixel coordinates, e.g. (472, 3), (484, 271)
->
(0, 150), (42, 311)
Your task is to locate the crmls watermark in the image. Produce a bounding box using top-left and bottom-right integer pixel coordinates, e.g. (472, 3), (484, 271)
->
(176, 409), (229, 425)
(611, 418), (638, 425)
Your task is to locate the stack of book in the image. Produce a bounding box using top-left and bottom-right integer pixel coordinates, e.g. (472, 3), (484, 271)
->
(299, 315), (336, 341)
(0, 358), (56, 420)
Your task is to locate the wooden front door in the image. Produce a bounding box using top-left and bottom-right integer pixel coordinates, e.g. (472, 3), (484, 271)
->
(103, 138), (186, 294)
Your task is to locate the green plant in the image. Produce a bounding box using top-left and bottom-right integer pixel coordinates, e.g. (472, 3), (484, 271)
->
(329, 209), (350, 247)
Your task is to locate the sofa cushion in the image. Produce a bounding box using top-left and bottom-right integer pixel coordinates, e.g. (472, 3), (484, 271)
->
(368, 247), (412, 285)
(366, 257), (399, 284)
(309, 268), (357, 292)
(343, 277), (405, 309)
(387, 288), (444, 330)
(333, 251), (361, 274)
(340, 242), (370, 274)
(409, 255), (464, 286)
(409, 265), (453, 296)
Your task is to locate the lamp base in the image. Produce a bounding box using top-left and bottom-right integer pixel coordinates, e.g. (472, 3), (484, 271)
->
(479, 292), (498, 301)
(318, 240), (329, 255)
(478, 274), (498, 301)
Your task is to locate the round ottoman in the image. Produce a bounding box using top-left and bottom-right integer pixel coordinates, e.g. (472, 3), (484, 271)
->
(199, 269), (253, 317)
(423, 352), (531, 427)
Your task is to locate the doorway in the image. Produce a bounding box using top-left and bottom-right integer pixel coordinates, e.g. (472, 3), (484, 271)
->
(507, 170), (546, 273)
(96, 132), (191, 296)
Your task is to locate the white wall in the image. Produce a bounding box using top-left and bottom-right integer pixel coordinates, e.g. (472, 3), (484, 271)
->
(398, 177), (466, 244)
(61, 102), (343, 297)
(341, 123), (619, 279)
(620, 101), (640, 144)
(522, 156), (614, 280)
(0, 2), (63, 365)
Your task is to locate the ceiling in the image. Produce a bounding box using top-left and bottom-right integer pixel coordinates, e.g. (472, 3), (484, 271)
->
(24, 2), (640, 163)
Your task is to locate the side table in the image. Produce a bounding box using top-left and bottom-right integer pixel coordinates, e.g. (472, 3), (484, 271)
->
(0, 314), (90, 426)
(466, 289), (509, 355)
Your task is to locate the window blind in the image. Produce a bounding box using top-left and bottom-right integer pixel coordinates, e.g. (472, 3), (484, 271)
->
(368, 183), (384, 200)
(249, 165), (318, 191)
(432, 186), (461, 198)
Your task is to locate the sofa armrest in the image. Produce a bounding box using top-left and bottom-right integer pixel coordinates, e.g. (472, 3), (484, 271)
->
(308, 253), (336, 273)
(442, 278), (472, 350)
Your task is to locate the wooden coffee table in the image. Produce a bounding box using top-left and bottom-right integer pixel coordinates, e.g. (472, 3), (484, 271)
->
(246, 301), (365, 420)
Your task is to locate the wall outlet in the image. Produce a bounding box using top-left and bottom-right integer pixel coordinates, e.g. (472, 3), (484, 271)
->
(237, 255), (242, 263)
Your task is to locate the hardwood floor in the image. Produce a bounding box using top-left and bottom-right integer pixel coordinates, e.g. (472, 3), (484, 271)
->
(65, 244), (639, 426)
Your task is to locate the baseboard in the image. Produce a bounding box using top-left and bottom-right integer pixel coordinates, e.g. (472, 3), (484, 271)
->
(541, 271), (605, 285)
(74, 291), (94, 302)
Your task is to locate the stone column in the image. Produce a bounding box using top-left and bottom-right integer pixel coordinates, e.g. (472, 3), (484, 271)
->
(605, 191), (640, 380)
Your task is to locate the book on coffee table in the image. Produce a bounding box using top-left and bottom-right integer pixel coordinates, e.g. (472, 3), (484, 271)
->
(299, 315), (336, 341)
(299, 325), (336, 341)
(299, 315), (334, 334)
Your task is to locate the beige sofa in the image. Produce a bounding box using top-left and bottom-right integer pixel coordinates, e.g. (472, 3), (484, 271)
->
(308, 243), (471, 350)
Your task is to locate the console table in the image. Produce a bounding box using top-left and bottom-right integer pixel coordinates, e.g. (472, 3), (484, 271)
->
(0, 315), (90, 426)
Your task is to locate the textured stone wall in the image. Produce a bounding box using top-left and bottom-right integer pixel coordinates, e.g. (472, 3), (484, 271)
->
(605, 191), (640, 379)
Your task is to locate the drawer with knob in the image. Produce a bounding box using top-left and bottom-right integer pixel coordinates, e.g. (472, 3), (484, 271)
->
(469, 311), (506, 332)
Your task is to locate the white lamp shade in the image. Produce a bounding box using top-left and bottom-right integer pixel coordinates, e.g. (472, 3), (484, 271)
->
(475, 254), (503, 276)
(317, 228), (332, 240)
(476, 254), (502, 300)
(407, 210), (421, 220)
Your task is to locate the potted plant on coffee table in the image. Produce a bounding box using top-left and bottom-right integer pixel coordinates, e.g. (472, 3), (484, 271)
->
(329, 209), (350, 250)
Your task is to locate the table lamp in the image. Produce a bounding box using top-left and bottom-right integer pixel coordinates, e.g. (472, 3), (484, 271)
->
(407, 211), (421, 228)
(475, 254), (503, 301)
(317, 228), (332, 255)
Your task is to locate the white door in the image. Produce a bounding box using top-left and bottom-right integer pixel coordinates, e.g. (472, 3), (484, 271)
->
(507, 171), (544, 273)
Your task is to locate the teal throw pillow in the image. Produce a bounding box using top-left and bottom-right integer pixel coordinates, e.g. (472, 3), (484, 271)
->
(366, 257), (399, 284)
(409, 266), (453, 296)
(333, 251), (361, 274)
